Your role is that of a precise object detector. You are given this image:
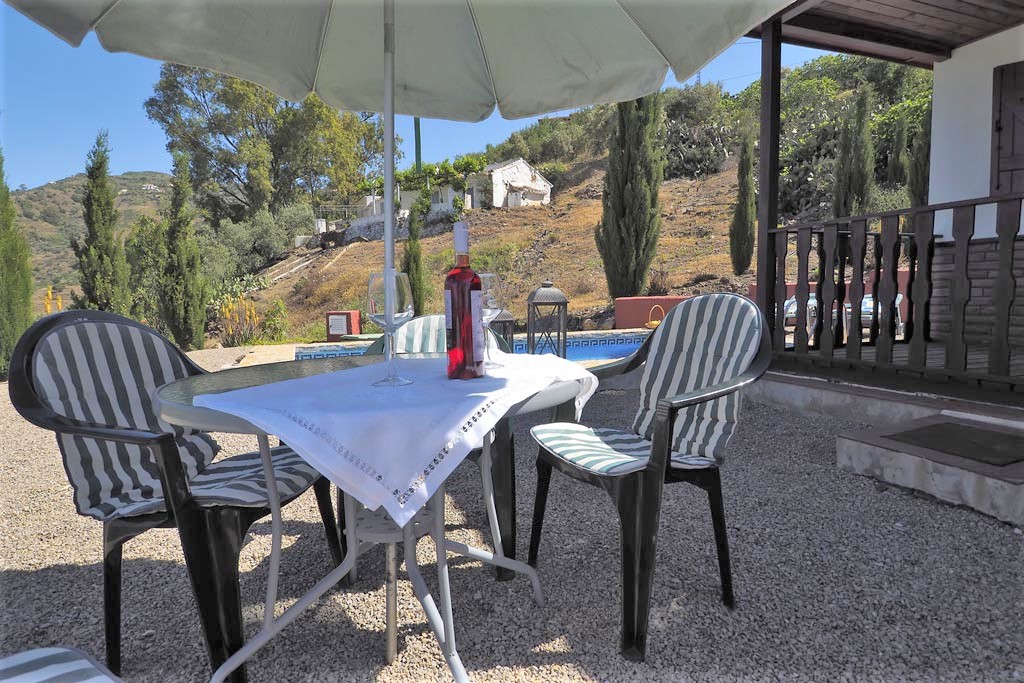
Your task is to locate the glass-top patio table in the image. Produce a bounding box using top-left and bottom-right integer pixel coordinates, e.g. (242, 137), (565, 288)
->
(153, 353), (587, 682)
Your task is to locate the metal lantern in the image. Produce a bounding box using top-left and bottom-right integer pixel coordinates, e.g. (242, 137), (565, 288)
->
(526, 280), (569, 357)
(490, 308), (516, 352)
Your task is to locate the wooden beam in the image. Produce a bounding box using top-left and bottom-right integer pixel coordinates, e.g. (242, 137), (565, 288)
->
(775, 27), (939, 67)
(781, 0), (828, 22)
(786, 12), (953, 60)
(756, 18), (782, 315)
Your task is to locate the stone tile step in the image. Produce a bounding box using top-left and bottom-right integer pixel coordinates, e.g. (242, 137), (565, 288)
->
(837, 415), (1024, 526)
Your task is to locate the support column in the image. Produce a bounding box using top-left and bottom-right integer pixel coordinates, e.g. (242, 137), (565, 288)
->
(756, 18), (782, 319)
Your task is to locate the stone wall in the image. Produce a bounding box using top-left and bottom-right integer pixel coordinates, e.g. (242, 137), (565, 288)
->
(342, 211), (457, 245)
(929, 236), (1024, 345)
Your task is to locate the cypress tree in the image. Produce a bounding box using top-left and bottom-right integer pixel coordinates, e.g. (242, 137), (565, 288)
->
(729, 127), (756, 276)
(887, 111), (909, 185)
(402, 186), (430, 316)
(0, 148), (33, 380)
(124, 215), (168, 327)
(833, 87), (875, 217)
(73, 131), (131, 313)
(908, 102), (932, 208)
(595, 94), (664, 298)
(161, 153), (207, 350)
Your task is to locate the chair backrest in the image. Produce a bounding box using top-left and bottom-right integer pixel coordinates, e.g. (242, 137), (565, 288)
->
(8, 311), (219, 521)
(632, 293), (763, 463)
(365, 314), (506, 354)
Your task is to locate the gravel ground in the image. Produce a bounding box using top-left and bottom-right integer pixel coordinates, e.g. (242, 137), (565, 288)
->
(2, 348), (1021, 681)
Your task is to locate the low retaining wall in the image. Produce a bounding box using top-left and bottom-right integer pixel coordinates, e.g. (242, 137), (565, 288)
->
(614, 295), (691, 329)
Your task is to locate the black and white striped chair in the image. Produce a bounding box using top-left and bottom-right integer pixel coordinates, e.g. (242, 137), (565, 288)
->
(7, 311), (342, 682)
(0, 647), (121, 682)
(528, 293), (771, 661)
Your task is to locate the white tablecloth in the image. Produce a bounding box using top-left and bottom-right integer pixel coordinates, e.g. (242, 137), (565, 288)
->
(194, 352), (597, 526)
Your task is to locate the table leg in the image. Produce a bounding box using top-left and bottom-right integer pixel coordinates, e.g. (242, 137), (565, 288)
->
(403, 486), (469, 683)
(489, 417), (516, 580)
(209, 523), (359, 683)
(385, 542), (398, 664)
(256, 434), (282, 629)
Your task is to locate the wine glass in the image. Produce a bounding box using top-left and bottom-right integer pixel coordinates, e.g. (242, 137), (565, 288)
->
(478, 273), (504, 370)
(367, 270), (415, 386)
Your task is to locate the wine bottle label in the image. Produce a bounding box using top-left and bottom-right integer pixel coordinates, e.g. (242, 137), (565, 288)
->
(471, 290), (485, 361)
(444, 290), (453, 329)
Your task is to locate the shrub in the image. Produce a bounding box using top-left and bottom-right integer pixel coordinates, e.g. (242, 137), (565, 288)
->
(646, 267), (671, 296)
(261, 299), (288, 342)
(219, 295), (261, 347)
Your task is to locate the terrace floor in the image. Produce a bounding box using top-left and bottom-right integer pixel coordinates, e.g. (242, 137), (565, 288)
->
(1, 347), (1021, 681)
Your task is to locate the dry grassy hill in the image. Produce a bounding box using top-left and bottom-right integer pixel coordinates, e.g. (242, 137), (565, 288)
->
(13, 171), (171, 303)
(252, 158), (756, 340)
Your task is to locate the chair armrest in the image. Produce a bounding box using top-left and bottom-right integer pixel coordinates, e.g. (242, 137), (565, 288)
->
(656, 329), (772, 415)
(589, 354), (637, 380)
(50, 416), (172, 445)
(589, 331), (655, 380)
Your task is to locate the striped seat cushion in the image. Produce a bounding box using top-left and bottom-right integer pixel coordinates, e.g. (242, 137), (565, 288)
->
(0, 647), (121, 682)
(394, 315), (447, 353)
(32, 320), (222, 521)
(631, 294), (762, 466)
(369, 314), (501, 355)
(88, 446), (323, 517)
(532, 423), (715, 475)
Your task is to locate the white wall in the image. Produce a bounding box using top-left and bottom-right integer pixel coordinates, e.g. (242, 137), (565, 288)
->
(930, 24), (1024, 239)
(492, 159), (551, 207)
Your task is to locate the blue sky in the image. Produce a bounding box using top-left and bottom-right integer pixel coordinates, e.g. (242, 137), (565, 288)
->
(1, 4), (829, 190)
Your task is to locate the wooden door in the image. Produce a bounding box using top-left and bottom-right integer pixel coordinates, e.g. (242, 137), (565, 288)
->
(992, 60), (1024, 195)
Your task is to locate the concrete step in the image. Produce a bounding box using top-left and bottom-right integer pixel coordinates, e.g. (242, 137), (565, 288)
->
(746, 370), (1024, 428)
(837, 415), (1024, 526)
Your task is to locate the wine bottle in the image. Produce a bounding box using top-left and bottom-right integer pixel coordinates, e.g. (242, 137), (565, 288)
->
(444, 222), (484, 379)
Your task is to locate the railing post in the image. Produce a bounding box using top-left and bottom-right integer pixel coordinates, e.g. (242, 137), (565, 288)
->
(774, 231), (788, 351)
(946, 206), (975, 372)
(869, 232), (883, 345)
(847, 220), (866, 360)
(820, 223), (838, 356)
(877, 215), (900, 365)
(907, 211), (934, 370)
(795, 227), (812, 354)
(988, 199), (1020, 376)
(813, 233), (825, 349)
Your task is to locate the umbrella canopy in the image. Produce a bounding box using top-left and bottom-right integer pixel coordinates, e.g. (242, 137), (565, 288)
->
(10, 0), (784, 121)
(8, 0), (786, 325)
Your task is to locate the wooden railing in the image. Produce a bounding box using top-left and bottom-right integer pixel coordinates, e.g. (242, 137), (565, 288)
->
(763, 193), (1023, 391)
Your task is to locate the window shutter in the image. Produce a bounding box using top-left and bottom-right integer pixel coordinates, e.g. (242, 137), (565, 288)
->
(992, 61), (1024, 196)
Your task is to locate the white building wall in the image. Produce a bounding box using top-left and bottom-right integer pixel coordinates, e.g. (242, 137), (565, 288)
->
(929, 24), (1024, 239)
(491, 159), (551, 207)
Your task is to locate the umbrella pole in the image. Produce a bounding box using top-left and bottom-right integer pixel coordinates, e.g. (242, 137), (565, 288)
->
(382, 0), (396, 337)
(383, 0), (395, 275)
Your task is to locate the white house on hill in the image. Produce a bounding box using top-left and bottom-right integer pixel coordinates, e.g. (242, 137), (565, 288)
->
(469, 158), (552, 209)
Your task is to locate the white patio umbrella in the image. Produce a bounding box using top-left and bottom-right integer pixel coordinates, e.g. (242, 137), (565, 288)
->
(8, 0), (787, 322)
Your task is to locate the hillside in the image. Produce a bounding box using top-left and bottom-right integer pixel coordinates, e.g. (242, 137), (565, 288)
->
(12, 170), (171, 291)
(251, 158), (756, 339)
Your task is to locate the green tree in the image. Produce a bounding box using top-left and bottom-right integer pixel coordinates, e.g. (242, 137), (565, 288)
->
(887, 111), (909, 185)
(145, 65), (376, 224)
(909, 102), (932, 208)
(729, 127), (756, 275)
(402, 187), (430, 316)
(833, 87), (875, 217)
(595, 94), (664, 298)
(161, 153), (207, 350)
(0, 148), (33, 379)
(124, 215), (168, 326)
(73, 131), (130, 313)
